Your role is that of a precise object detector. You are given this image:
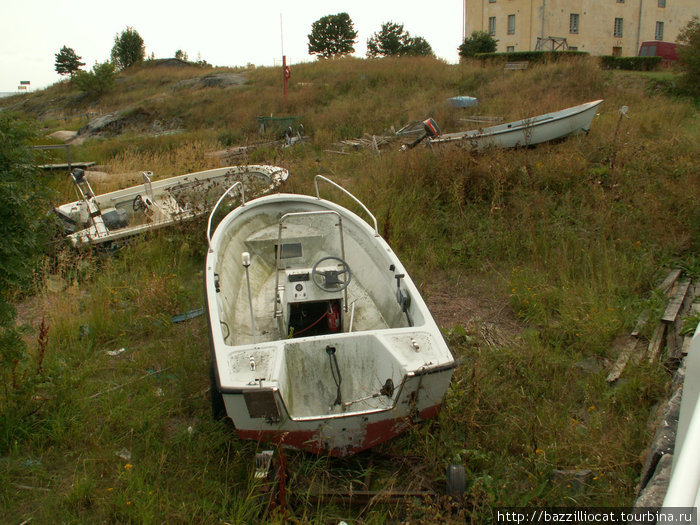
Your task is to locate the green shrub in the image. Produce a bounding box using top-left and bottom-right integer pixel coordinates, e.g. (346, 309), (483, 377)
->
(73, 61), (116, 98)
(599, 55), (661, 71)
(477, 50), (590, 63)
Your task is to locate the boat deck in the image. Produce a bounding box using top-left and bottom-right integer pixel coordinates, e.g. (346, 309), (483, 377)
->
(230, 268), (390, 346)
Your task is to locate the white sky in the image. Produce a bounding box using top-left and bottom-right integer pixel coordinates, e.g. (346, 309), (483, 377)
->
(0, 1), (464, 93)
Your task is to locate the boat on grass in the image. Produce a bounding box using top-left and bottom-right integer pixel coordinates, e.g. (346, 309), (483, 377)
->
(205, 176), (456, 457)
(428, 99), (603, 150)
(54, 165), (288, 247)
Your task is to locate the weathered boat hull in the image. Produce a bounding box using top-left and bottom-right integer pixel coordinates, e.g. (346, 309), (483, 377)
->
(205, 180), (456, 456)
(55, 165), (288, 246)
(429, 99), (603, 150)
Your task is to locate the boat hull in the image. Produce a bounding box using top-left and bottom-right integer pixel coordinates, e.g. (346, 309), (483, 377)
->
(205, 186), (456, 456)
(56, 165), (288, 246)
(430, 99), (603, 150)
(235, 403), (442, 457)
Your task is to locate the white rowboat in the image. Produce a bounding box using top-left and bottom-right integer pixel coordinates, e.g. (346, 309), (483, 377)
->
(205, 176), (456, 457)
(428, 99), (603, 150)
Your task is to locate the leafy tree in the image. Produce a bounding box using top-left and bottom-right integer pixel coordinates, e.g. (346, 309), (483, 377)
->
(0, 114), (53, 384)
(54, 46), (85, 77)
(308, 13), (357, 59)
(403, 36), (434, 57)
(110, 26), (145, 70)
(366, 22), (433, 57)
(175, 49), (189, 61)
(458, 31), (498, 58)
(677, 16), (700, 96)
(73, 61), (116, 97)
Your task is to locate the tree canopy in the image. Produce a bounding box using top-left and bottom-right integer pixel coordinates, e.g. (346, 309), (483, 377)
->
(677, 16), (700, 96)
(54, 46), (85, 77)
(308, 13), (358, 59)
(111, 27), (145, 70)
(458, 31), (498, 58)
(366, 22), (434, 57)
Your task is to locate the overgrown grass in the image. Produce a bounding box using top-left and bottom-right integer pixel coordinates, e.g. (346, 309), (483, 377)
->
(1, 56), (698, 523)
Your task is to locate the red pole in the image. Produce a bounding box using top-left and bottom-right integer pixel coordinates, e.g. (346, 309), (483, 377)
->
(282, 55), (289, 103)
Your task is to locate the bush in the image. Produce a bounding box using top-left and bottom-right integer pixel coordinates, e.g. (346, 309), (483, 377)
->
(73, 61), (117, 97)
(677, 16), (700, 96)
(477, 50), (590, 64)
(599, 55), (661, 71)
(0, 114), (53, 389)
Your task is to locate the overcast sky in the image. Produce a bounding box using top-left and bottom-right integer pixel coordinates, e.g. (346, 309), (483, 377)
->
(1, 1), (464, 93)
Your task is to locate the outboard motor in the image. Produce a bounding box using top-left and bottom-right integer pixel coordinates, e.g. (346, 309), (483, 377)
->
(402, 118), (441, 150)
(71, 168), (86, 183)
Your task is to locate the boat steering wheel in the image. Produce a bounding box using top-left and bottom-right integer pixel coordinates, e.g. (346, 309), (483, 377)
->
(133, 194), (144, 212)
(311, 256), (352, 292)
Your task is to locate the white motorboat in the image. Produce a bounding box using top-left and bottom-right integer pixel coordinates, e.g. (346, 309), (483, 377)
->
(205, 176), (456, 457)
(54, 165), (288, 247)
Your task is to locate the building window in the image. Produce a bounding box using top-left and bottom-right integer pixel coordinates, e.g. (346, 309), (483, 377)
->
(507, 46), (515, 52)
(655, 21), (664, 40)
(614, 18), (623, 38)
(508, 14), (516, 34)
(617, 0), (624, 3)
(570, 13), (580, 34)
(489, 17), (497, 36)
(489, 0), (496, 3)
(658, 0), (665, 6)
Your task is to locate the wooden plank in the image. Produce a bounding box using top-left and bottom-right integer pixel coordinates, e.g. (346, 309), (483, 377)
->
(662, 278), (691, 324)
(680, 287), (699, 355)
(681, 335), (693, 356)
(647, 323), (667, 363)
(656, 268), (682, 293)
(504, 61), (529, 70)
(666, 329), (684, 364)
(607, 336), (643, 382)
(39, 161), (95, 170)
(631, 310), (650, 337)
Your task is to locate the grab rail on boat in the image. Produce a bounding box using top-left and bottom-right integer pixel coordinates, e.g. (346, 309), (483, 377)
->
(141, 171), (154, 201)
(314, 175), (379, 237)
(207, 181), (246, 250)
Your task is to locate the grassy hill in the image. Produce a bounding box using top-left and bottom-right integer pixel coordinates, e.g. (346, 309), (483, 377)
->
(1, 56), (699, 523)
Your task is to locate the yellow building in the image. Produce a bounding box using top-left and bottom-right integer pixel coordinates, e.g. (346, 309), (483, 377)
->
(463, 0), (700, 56)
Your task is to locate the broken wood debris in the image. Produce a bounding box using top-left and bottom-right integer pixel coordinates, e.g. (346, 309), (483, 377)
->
(333, 121), (429, 153)
(336, 133), (397, 151)
(606, 336), (642, 383)
(607, 269), (698, 383)
(662, 279), (691, 324)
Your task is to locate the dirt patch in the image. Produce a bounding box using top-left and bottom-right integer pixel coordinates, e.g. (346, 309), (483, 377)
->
(422, 269), (523, 346)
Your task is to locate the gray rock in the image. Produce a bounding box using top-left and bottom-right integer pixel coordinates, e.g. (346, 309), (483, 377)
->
(550, 469), (594, 493)
(635, 453), (673, 507)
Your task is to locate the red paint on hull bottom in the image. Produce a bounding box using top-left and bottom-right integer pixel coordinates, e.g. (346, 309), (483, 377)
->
(236, 404), (442, 457)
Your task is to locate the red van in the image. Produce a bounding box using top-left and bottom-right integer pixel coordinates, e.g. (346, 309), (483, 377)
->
(638, 41), (679, 62)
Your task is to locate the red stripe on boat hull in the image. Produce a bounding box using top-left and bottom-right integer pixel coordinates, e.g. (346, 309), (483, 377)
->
(236, 405), (441, 457)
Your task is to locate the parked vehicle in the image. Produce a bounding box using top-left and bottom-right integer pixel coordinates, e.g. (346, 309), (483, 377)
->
(638, 41), (679, 63)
